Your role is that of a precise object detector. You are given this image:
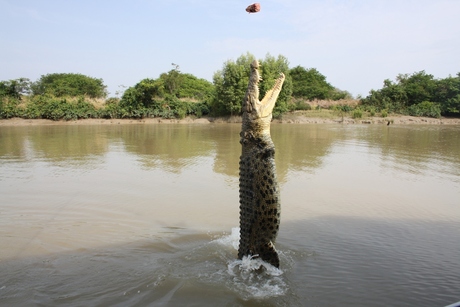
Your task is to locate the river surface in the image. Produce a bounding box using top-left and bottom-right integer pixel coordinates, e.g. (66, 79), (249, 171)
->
(1, 123), (459, 306)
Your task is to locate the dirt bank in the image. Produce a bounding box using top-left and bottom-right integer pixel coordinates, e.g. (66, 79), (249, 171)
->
(1, 115), (460, 126)
(274, 113), (460, 125)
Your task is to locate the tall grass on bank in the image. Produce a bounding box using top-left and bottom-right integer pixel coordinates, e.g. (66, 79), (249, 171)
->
(0, 96), (101, 120)
(0, 95), (446, 121)
(0, 95), (210, 121)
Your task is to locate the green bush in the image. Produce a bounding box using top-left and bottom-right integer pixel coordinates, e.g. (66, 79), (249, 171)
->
(189, 101), (210, 118)
(117, 83), (158, 118)
(164, 96), (188, 119)
(331, 104), (353, 113)
(118, 76), (212, 119)
(25, 96), (98, 120)
(295, 100), (312, 111)
(362, 71), (460, 116)
(352, 108), (363, 119)
(367, 106), (376, 116)
(99, 98), (122, 119)
(0, 97), (23, 119)
(32, 73), (106, 98)
(408, 101), (441, 118)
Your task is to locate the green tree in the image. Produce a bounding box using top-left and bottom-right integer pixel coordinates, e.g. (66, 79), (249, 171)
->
(396, 71), (436, 106)
(118, 78), (161, 118)
(31, 73), (107, 98)
(362, 70), (460, 116)
(0, 78), (31, 99)
(289, 66), (350, 101)
(177, 73), (214, 101)
(212, 53), (292, 116)
(0, 78), (31, 119)
(362, 79), (408, 112)
(259, 54), (292, 117)
(118, 70), (213, 119)
(290, 66), (334, 100)
(434, 73), (460, 114)
(159, 63), (183, 97)
(212, 53), (254, 115)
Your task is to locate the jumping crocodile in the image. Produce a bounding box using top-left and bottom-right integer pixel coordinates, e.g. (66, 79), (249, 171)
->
(238, 60), (285, 268)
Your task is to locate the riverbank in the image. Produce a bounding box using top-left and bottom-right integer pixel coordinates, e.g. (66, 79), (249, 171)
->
(1, 114), (460, 126)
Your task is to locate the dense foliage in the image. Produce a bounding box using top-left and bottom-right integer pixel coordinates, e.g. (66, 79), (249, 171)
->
(111, 66), (213, 119)
(289, 66), (350, 100)
(25, 96), (99, 120)
(31, 73), (107, 98)
(0, 78), (31, 118)
(2, 56), (459, 120)
(177, 73), (214, 101)
(259, 54), (293, 117)
(0, 74), (104, 120)
(361, 71), (460, 117)
(0, 78), (31, 99)
(212, 53), (293, 117)
(212, 54), (253, 116)
(0, 95), (99, 120)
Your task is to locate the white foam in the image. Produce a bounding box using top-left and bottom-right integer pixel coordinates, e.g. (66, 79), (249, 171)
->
(228, 255), (283, 276)
(227, 256), (287, 299)
(214, 227), (240, 251)
(212, 228), (288, 300)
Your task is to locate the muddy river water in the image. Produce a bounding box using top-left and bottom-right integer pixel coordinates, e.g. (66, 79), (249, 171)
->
(1, 123), (459, 306)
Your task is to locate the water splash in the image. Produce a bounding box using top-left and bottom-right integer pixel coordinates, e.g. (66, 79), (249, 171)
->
(214, 227), (240, 250)
(213, 228), (288, 300)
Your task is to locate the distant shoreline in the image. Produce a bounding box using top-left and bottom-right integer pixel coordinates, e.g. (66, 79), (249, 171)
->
(1, 115), (460, 126)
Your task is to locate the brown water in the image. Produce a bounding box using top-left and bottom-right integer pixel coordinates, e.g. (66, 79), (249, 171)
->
(1, 123), (459, 306)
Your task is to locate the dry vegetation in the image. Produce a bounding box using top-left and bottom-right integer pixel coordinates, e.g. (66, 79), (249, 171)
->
(304, 98), (360, 109)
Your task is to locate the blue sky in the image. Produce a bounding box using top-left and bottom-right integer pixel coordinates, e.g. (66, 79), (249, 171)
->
(1, 0), (459, 98)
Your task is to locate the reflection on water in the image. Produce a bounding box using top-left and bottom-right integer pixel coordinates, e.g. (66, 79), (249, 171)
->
(2, 124), (459, 180)
(1, 123), (459, 306)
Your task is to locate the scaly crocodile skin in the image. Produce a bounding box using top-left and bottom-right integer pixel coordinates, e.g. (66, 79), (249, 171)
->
(238, 60), (285, 268)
